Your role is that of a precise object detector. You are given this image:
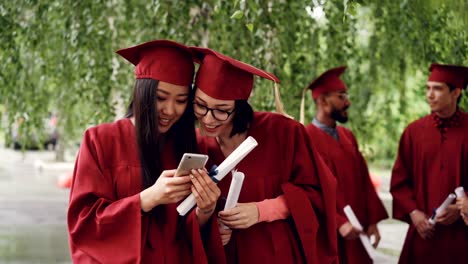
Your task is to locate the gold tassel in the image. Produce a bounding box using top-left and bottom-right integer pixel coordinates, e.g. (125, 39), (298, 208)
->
(265, 72), (293, 119)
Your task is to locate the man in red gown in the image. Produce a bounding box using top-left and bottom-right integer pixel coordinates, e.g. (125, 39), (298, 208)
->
(390, 63), (468, 263)
(303, 66), (388, 264)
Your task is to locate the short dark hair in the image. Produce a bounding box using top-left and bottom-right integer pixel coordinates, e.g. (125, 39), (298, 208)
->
(192, 86), (254, 137)
(447, 83), (462, 105)
(230, 100), (253, 137)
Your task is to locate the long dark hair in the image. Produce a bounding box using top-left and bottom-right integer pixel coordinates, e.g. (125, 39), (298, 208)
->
(126, 78), (197, 190)
(230, 100), (254, 137)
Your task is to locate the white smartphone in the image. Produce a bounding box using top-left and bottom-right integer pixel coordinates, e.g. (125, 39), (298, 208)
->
(175, 153), (209, 177)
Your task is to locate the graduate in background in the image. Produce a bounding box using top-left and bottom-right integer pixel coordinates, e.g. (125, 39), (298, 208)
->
(67, 40), (224, 263)
(301, 66), (388, 264)
(190, 47), (338, 264)
(390, 63), (468, 264)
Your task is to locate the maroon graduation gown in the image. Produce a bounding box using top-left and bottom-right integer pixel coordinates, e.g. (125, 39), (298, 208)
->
(305, 124), (388, 264)
(68, 119), (225, 263)
(197, 112), (338, 264)
(390, 113), (468, 264)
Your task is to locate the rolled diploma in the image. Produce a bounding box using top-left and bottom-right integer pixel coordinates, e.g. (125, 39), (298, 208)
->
(428, 193), (456, 224)
(221, 171), (245, 229)
(177, 136), (258, 216)
(455, 187), (466, 198)
(343, 205), (376, 260)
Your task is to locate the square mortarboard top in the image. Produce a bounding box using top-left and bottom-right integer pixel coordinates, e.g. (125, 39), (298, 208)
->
(191, 47), (280, 100)
(428, 63), (468, 90)
(307, 66), (347, 100)
(116, 39), (196, 86)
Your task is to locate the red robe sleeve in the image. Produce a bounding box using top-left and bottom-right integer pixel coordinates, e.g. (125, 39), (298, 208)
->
(390, 127), (418, 223)
(318, 151), (349, 229)
(185, 210), (227, 263)
(281, 123), (338, 264)
(350, 133), (388, 225)
(305, 126), (348, 231)
(67, 129), (142, 263)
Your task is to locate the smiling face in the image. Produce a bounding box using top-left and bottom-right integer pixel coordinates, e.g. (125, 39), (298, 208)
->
(193, 88), (236, 138)
(426, 81), (460, 116)
(156, 81), (190, 133)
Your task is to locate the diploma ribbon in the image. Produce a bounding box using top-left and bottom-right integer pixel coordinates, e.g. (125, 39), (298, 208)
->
(429, 208), (437, 221)
(209, 164), (219, 183)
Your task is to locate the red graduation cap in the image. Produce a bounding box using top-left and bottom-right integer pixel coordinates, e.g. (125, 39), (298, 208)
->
(428, 63), (468, 89)
(299, 66), (347, 124)
(191, 47), (280, 100)
(307, 66), (347, 100)
(116, 39), (195, 86)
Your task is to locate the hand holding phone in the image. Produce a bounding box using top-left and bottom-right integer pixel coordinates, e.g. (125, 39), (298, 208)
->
(175, 153), (209, 177)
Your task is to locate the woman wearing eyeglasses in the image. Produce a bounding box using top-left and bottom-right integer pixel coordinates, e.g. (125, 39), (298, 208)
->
(190, 47), (338, 264)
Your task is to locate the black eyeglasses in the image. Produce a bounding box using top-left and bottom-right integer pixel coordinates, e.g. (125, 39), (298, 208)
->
(193, 102), (235, 121)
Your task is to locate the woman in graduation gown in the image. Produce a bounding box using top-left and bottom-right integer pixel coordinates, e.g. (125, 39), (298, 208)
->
(190, 47), (338, 264)
(67, 40), (225, 263)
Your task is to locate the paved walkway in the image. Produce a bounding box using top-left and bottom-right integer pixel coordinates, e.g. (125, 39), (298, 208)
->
(0, 148), (71, 263)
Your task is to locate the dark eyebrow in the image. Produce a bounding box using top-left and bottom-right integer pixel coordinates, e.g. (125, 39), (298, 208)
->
(195, 96), (231, 107)
(157, 89), (189, 97)
(427, 84), (444, 89)
(195, 96), (206, 103)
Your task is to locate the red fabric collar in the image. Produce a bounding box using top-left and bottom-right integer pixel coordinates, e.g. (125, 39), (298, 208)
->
(432, 108), (463, 133)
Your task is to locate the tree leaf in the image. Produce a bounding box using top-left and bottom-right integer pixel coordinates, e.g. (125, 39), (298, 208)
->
(230, 10), (244, 19)
(246, 23), (254, 32)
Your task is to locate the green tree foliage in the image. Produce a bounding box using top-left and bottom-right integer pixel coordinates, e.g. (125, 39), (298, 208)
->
(0, 0), (467, 164)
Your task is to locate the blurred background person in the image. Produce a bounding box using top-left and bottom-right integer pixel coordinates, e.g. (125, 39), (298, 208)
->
(302, 66), (388, 264)
(390, 63), (468, 264)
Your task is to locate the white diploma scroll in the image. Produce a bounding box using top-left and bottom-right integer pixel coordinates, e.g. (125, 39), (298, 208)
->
(224, 171), (245, 210)
(177, 136), (258, 216)
(221, 171), (245, 229)
(455, 186), (466, 198)
(428, 193), (456, 224)
(343, 205), (376, 260)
